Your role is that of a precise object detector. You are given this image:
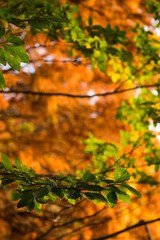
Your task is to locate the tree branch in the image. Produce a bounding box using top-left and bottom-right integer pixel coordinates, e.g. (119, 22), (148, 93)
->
(91, 218), (160, 240)
(0, 84), (160, 98)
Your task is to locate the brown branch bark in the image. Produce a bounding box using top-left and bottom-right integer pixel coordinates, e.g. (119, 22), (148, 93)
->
(0, 84), (160, 98)
(91, 218), (160, 240)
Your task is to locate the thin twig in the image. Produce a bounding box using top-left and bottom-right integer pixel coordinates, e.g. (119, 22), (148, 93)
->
(36, 206), (106, 240)
(143, 220), (153, 240)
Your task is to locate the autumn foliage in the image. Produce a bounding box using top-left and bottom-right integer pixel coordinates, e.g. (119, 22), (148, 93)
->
(0, 0), (160, 239)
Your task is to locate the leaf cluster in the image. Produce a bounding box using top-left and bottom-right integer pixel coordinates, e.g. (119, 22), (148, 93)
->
(0, 154), (141, 212)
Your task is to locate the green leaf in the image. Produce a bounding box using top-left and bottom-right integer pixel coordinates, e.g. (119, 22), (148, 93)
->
(48, 187), (64, 199)
(67, 189), (81, 199)
(83, 192), (108, 203)
(71, 28), (77, 41)
(1, 154), (13, 171)
(83, 192), (97, 200)
(114, 167), (130, 183)
(36, 195), (50, 204)
(91, 58), (96, 70)
(63, 175), (76, 184)
(83, 184), (104, 191)
(22, 165), (28, 173)
(99, 177), (114, 185)
(11, 190), (20, 201)
(3, 44), (18, 58)
(63, 2), (69, 10)
(76, 182), (104, 191)
(26, 199), (35, 211)
(99, 40), (107, 49)
(83, 172), (95, 182)
(33, 188), (49, 198)
(116, 191), (131, 204)
(0, 71), (5, 90)
(15, 158), (23, 171)
(77, 14), (82, 23)
(88, 16), (92, 26)
(4, 44), (20, 71)
(3, 44), (29, 70)
(66, 12), (74, 21)
(68, 198), (76, 205)
(121, 183), (142, 198)
(14, 46), (29, 63)
(6, 35), (25, 45)
(29, 18), (51, 30)
(34, 200), (42, 213)
(0, 27), (5, 38)
(76, 182), (91, 189)
(106, 191), (117, 208)
(48, 192), (56, 202)
(0, 47), (6, 65)
(70, 5), (79, 13)
(93, 193), (108, 203)
(98, 61), (108, 72)
(17, 190), (34, 208)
